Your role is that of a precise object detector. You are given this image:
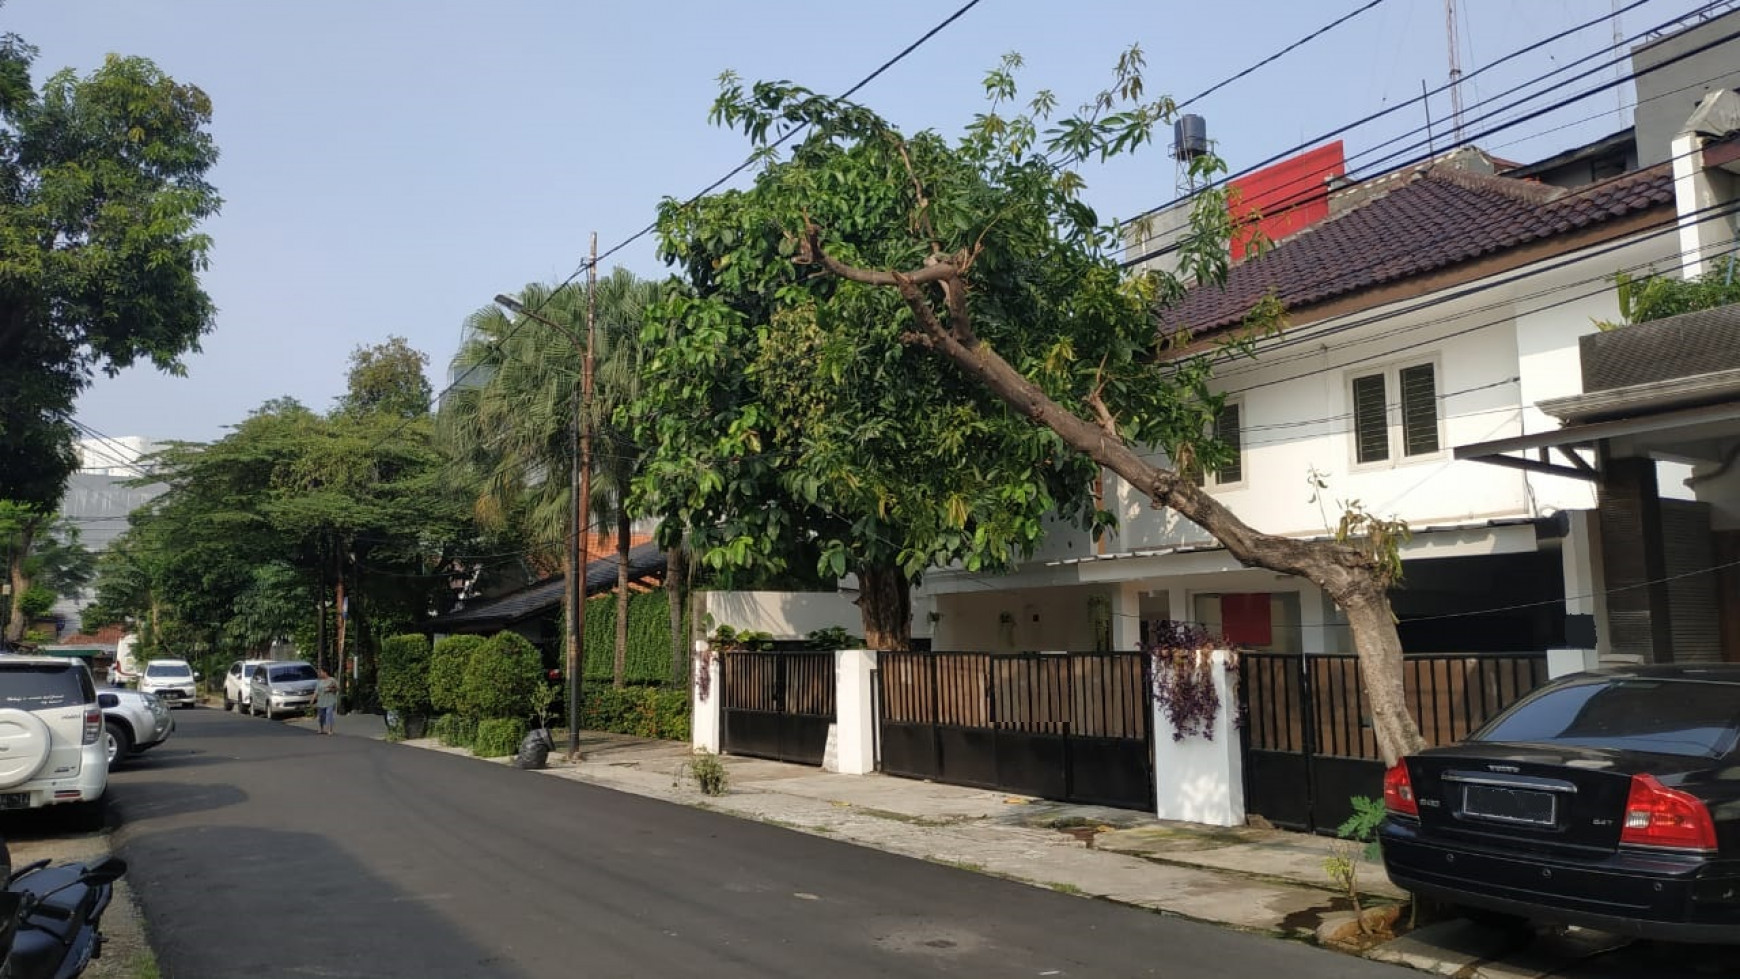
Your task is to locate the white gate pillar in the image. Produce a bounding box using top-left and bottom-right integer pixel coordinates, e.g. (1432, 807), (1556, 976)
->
(1153, 649), (1245, 827)
(829, 648), (879, 775)
(691, 641), (721, 754)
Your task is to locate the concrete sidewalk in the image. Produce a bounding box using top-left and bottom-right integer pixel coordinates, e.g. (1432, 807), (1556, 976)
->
(321, 713), (1707, 976)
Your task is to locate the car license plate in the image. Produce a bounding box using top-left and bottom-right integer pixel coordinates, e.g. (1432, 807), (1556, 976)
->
(0, 793), (30, 810)
(1463, 784), (1556, 826)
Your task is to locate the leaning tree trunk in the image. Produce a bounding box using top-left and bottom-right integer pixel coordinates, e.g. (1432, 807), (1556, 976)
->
(799, 231), (1428, 763)
(855, 563), (912, 652)
(667, 543), (689, 686)
(613, 510), (630, 689)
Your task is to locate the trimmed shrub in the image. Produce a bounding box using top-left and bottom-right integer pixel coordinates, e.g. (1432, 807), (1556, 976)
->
(430, 634), (485, 715)
(379, 633), (432, 717)
(464, 631), (542, 720)
(474, 717), (528, 758)
(430, 713), (476, 748)
(580, 685), (690, 741)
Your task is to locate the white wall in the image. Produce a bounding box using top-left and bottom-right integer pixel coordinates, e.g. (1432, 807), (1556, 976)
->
(1110, 290), (1534, 554)
(702, 591), (862, 641)
(931, 584), (1110, 652)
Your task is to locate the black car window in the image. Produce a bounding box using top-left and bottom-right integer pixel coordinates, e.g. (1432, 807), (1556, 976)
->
(1475, 678), (1740, 758)
(270, 665), (317, 683)
(0, 664), (94, 709)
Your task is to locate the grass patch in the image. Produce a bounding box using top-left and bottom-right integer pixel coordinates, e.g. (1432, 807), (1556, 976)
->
(1049, 881), (1086, 896)
(930, 858), (986, 874)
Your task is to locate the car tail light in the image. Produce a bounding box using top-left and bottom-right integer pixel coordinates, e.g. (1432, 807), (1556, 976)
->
(1383, 760), (1419, 818)
(1620, 773), (1717, 850)
(82, 708), (102, 746)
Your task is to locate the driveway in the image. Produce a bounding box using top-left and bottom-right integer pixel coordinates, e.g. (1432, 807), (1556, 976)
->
(107, 708), (1412, 978)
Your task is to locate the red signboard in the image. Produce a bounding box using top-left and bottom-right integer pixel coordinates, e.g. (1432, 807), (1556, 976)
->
(1228, 141), (1346, 261)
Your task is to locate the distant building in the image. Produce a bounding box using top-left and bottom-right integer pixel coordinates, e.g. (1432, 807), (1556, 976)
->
(47, 436), (165, 637)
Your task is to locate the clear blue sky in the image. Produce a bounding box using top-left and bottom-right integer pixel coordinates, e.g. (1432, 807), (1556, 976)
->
(7, 0), (1713, 443)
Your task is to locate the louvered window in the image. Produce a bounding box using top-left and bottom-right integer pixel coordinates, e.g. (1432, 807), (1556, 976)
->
(1351, 373), (1389, 464)
(1213, 402), (1243, 484)
(1399, 363), (1440, 456)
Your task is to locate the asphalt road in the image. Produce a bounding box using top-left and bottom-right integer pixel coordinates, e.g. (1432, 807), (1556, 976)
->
(108, 708), (1413, 979)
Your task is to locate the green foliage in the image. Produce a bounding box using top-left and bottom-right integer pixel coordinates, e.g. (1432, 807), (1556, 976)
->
(1324, 795), (1388, 912)
(679, 751), (729, 796)
(529, 681), (560, 731)
(17, 585), (54, 620)
(430, 713), (476, 749)
(378, 633), (432, 716)
(430, 634), (484, 715)
(580, 684), (690, 741)
(709, 624), (773, 651)
(0, 39), (222, 506)
(473, 717), (528, 758)
(338, 336), (432, 420)
(636, 49), (1255, 649)
(463, 631), (542, 719)
(804, 626), (863, 650)
(1597, 265), (1740, 330)
(581, 588), (672, 683)
(437, 269), (661, 580)
(1337, 795), (1388, 863)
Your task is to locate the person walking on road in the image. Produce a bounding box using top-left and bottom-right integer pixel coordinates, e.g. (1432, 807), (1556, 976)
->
(314, 667), (340, 735)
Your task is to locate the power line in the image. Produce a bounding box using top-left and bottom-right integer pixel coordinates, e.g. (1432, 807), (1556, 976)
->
(1174, 0), (1395, 112)
(1121, 0), (1663, 230)
(1119, 0), (1724, 268)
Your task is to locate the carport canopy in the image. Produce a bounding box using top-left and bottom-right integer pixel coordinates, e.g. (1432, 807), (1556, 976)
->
(1454, 399), (1740, 480)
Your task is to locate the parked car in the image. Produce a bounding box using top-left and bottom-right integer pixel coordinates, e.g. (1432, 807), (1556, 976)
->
(0, 655), (108, 830)
(222, 659), (272, 713)
(97, 688), (173, 765)
(248, 661), (318, 719)
(1380, 665), (1740, 942)
(137, 659), (199, 708)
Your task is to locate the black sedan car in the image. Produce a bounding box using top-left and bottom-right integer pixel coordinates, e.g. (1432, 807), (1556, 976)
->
(1379, 665), (1740, 942)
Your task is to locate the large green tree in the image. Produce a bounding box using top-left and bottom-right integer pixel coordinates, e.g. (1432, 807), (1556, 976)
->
(0, 29), (220, 628)
(647, 52), (1427, 761)
(83, 344), (471, 687)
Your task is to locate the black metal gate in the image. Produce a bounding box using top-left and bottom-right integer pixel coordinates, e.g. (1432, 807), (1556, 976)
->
(720, 650), (835, 766)
(1241, 651), (1548, 833)
(876, 651), (1153, 810)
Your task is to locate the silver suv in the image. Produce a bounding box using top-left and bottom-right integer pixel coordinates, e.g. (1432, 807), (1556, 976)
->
(248, 661), (318, 719)
(98, 688), (174, 765)
(0, 656), (108, 830)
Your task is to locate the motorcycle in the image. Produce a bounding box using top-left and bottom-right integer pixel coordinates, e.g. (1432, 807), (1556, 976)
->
(0, 846), (127, 979)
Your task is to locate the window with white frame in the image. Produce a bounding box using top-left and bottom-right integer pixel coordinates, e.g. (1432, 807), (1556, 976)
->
(1350, 361), (1440, 465)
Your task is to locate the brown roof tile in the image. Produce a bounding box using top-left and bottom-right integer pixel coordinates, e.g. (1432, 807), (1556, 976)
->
(1159, 163), (1676, 338)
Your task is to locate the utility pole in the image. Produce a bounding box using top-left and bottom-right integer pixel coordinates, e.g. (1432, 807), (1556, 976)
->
(1444, 0), (1465, 145)
(493, 238), (597, 761)
(575, 232), (598, 761)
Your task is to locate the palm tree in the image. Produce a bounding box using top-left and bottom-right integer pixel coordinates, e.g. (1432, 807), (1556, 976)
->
(439, 270), (662, 689)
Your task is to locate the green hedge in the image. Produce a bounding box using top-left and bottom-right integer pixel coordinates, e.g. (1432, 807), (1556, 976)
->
(465, 631), (542, 719)
(474, 718), (527, 758)
(431, 635), (485, 715)
(379, 634), (432, 716)
(580, 588), (673, 684)
(580, 685), (689, 741)
(430, 713), (476, 748)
